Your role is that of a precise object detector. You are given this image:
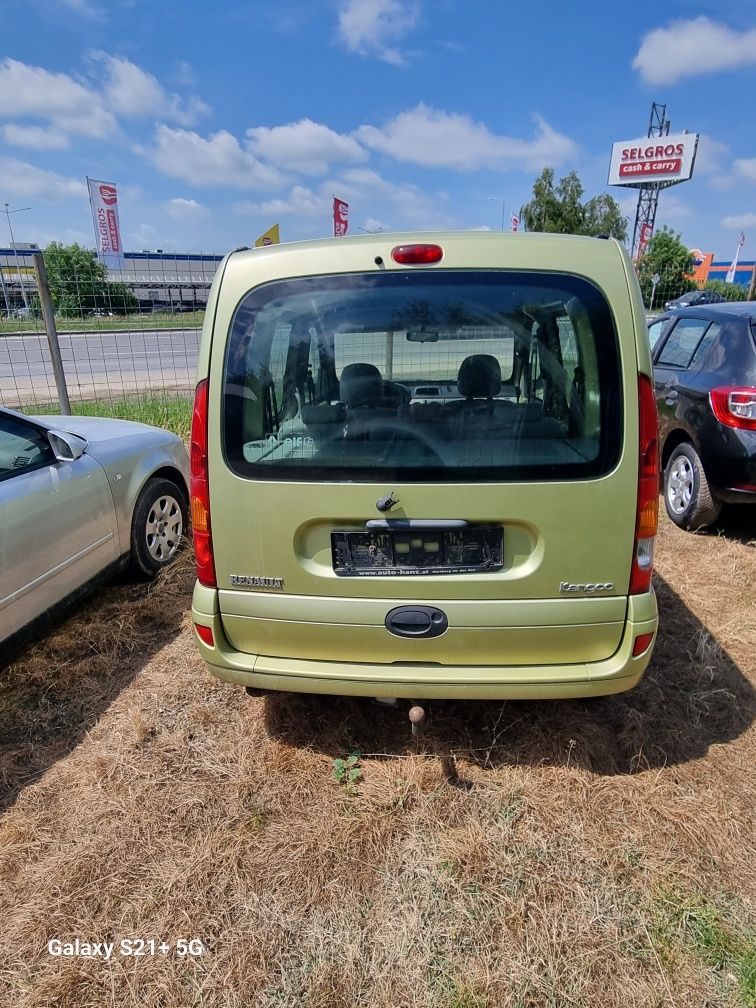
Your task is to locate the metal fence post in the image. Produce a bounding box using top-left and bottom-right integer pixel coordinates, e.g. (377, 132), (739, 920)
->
(33, 251), (71, 414)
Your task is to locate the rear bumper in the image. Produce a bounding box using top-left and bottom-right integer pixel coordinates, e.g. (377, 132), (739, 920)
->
(192, 586), (658, 700)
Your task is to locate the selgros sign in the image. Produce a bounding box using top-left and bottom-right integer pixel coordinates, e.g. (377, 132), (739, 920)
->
(608, 132), (698, 187)
(87, 178), (123, 266)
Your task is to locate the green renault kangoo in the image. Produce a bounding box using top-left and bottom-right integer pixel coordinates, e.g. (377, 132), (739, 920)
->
(190, 232), (659, 700)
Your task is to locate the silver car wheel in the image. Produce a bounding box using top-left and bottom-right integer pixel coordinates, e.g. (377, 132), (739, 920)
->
(667, 454), (693, 515)
(145, 493), (184, 562)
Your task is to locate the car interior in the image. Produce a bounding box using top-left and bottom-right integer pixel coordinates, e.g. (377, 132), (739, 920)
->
(223, 278), (610, 474)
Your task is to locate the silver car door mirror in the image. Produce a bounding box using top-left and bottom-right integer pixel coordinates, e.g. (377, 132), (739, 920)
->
(47, 429), (88, 462)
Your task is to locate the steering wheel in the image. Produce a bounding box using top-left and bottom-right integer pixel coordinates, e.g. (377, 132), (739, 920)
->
(355, 418), (447, 465)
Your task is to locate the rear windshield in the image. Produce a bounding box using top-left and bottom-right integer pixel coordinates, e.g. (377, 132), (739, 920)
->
(222, 270), (622, 482)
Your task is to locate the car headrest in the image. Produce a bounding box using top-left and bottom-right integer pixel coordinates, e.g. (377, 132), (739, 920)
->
(457, 354), (501, 398)
(340, 363), (384, 406)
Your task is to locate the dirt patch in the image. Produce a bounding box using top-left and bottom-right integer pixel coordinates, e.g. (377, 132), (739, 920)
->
(0, 515), (754, 1007)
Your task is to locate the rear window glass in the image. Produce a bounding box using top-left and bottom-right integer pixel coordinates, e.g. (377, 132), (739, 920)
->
(657, 317), (711, 368)
(222, 270), (622, 482)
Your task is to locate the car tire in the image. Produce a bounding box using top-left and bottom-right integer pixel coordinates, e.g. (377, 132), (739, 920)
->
(664, 443), (722, 530)
(129, 477), (187, 578)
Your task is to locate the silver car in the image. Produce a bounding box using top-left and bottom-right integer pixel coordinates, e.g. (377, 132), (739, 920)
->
(0, 406), (189, 649)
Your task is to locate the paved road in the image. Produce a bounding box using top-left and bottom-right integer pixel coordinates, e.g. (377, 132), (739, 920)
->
(0, 328), (201, 407)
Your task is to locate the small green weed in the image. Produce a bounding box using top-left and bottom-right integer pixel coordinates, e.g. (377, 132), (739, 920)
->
(652, 892), (756, 1006)
(444, 985), (489, 1008)
(332, 753), (362, 794)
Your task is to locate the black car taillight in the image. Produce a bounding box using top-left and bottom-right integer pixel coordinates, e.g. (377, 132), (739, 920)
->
(710, 386), (756, 431)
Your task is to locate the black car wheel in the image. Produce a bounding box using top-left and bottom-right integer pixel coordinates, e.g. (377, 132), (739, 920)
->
(130, 477), (188, 578)
(664, 443), (722, 530)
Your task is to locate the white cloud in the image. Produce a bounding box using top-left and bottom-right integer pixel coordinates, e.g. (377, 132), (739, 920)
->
(722, 213), (756, 230)
(152, 126), (284, 189)
(734, 158), (756, 182)
(707, 175), (736, 192)
(694, 134), (729, 175)
(234, 186), (325, 218)
(59, 0), (103, 17)
(167, 197), (207, 218)
(1, 124), (70, 150)
(633, 18), (756, 85)
(655, 194), (691, 224)
(338, 0), (420, 64)
(0, 159), (88, 201)
(235, 169), (454, 231)
(246, 119), (367, 175)
(0, 58), (115, 138)
(128, 224), (158, 249)
(357, 105), (578, 171)
(330, 167), (455, 229)
(92, 52), (210, 124)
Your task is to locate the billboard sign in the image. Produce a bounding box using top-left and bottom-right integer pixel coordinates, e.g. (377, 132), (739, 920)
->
(608, 132), (698, 187)
(87, 178), (123, 266)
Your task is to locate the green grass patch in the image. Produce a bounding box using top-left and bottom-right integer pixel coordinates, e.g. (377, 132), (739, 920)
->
(0, 311), (205, 335)
(652, 892), (756, 1005)
(30, 395), (192, 440)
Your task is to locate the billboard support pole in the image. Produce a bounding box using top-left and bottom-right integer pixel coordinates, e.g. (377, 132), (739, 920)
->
(631, 103), (670, 261)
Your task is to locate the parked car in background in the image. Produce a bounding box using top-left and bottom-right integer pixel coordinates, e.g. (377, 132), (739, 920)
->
(648, 303), (756, 529)
(0, 406), (189, 651)
(664, 289), (725, 311)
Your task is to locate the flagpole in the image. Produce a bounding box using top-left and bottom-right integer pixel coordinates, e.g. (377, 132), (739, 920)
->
(725, 232), (745, 285)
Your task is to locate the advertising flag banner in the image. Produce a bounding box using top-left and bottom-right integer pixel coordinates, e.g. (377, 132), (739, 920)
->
(254, 223), (280, 247)
(87, 178), (123, 267)
(637, 222), (654, 259)
(333, 197), (349, 236)
(725, 232), (746, 284)
(511, 214), (520, 232)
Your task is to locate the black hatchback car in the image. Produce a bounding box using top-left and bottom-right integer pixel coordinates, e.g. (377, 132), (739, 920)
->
(648, 302), (756, 530)
(663, 289), (725, 311)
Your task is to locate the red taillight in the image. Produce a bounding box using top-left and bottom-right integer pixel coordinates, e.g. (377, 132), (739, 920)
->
(630, 374), (659, 595)
(710, 386), (756, 431)
(190, 378), (216, 588)
(194, 623), (215, 647)
(391, 243), (443, 265)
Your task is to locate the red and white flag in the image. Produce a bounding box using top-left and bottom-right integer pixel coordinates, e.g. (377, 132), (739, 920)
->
(87, 178), (123, 266)
(333, 196), (349, 237)
(725, 232), (746, 284)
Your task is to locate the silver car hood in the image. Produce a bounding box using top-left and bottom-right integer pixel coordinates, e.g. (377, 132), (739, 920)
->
(28, 414), (172, 442)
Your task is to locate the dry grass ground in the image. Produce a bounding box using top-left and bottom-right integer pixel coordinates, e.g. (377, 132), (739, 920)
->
(0, 512), (754, 1008)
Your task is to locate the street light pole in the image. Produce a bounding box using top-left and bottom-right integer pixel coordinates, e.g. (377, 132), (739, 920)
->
(488, 197), (505, 231)
(3, 203), (32, 310)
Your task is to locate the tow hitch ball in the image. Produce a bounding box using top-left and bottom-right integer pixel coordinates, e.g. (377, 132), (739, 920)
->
(409, 705), (426, 737)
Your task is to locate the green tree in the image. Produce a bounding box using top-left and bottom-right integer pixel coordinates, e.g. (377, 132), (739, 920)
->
(105, 281), (139, 315)
(582, 194), (627, 239)
(43, 243), (137, 317)
(636, 228), (695, 307)
(520, 168), (627, 241)
(704, 278), (749, 302)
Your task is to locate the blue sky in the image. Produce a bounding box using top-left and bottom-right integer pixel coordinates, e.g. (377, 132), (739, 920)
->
(1, 0), (754, 260)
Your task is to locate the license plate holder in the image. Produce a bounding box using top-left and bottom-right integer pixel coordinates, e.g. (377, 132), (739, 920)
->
(331, 525), (503, 577)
